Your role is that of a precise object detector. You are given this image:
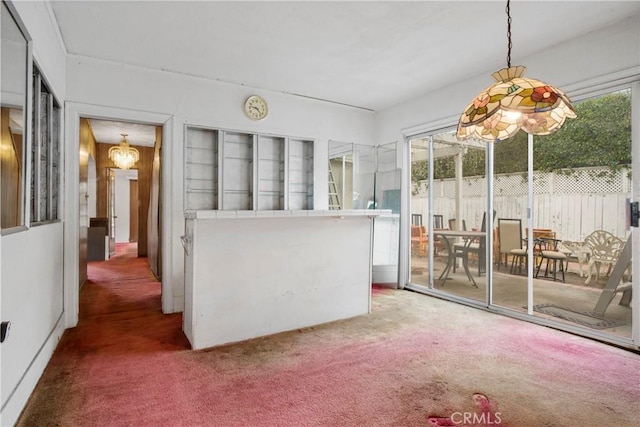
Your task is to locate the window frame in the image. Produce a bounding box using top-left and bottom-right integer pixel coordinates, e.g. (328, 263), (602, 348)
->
(0, 0), (31, 234)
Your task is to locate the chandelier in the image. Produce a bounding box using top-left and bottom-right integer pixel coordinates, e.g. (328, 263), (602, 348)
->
(457, 0), (577, 142)
(108, 133), (139, 170)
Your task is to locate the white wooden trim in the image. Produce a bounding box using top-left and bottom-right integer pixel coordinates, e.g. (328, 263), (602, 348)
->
(64, 103), (173, 326)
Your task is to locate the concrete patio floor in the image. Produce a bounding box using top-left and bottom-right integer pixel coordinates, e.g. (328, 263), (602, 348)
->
(409, 254), (633, 340)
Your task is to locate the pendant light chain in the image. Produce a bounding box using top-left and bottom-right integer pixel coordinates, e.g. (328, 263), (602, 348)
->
(506, 0), (512, 68)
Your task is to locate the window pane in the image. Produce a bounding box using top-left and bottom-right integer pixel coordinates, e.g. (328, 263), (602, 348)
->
(39, 90), (49, 218)
(1, 3), (28, 229)
(51, 97), (60, 219)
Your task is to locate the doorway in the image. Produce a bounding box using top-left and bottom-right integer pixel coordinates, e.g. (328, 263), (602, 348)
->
(64, 103), (172, 329)
(78, 116), (163, 314)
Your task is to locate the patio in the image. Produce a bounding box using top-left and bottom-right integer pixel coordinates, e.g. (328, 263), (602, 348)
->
(409, 253), (632, 339)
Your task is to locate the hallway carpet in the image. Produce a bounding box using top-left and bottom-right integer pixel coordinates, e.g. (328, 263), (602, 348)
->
(17, 244), (640, 426)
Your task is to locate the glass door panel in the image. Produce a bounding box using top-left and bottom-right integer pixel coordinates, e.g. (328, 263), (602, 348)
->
(409, 137), (430, 288)
(491, 132), (529, 312)
(529, 88), (633, 340)
(410, 131), (488, 304)
(372, 142), (400, 286)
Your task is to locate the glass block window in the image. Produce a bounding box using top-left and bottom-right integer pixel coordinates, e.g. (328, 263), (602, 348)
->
(30, 67), (61, 224)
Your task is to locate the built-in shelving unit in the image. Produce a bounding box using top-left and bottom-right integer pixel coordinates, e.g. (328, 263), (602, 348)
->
(221, 131), (254, 210)
(256, 135), (285, 210)
(288, 138), (314, 210)
(184, 126), (314, 211)
(185, 127), (218, 210)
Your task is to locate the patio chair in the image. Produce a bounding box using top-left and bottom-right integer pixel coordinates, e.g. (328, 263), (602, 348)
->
(452, 210), (495, 277)
(433, 214), (444, 230)
(497, 218), (527, 273)
(448, 218), (467, 232)
(558, 240), (590, 278)
(411, 225), (428, 257)
(526, 228), (555, 267)
(593, 236), (633, 316)
(583, 230), (625, 285)
(411, 217), (445, 257)
(534, 234), (567, 282)
(447, 218), (466, 273)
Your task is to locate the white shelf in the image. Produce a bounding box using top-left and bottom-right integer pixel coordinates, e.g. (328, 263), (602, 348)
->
(185, 127), (218, 210)
(185, 126), (314, 212)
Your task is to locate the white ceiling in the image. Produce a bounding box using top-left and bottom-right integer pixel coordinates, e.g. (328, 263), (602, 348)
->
(51, 1), (639, 130)
(89, 119), (156, 147)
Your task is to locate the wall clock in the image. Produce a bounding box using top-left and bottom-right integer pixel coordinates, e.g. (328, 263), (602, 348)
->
(244, 95), (269, 120)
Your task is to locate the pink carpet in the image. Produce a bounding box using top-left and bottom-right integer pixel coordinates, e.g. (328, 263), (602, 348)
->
(17, 243), (640, 426)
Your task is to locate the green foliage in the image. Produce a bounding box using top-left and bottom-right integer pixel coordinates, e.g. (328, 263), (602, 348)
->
(531, 91), (631, 172)
(411, 90), (631, 183)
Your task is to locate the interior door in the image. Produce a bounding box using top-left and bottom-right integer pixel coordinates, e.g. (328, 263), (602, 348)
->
(107, 168), (116, 257)
(129, 179), (139, 242)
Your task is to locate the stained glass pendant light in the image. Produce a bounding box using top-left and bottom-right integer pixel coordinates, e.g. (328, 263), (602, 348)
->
(108, 133), (140, 170)
(457, 0), (577, 142)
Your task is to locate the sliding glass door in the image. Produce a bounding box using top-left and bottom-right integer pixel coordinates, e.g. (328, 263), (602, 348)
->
(527, 88), (633, 340)
(406, 83), (637, 347)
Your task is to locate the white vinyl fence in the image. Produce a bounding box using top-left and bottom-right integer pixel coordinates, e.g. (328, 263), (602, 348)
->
(412, 166), (632, 242)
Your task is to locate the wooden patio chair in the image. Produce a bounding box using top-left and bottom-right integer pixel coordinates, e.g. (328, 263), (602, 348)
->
(411, 225), (428, 257)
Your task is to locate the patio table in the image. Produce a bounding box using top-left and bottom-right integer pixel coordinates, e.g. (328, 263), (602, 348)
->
(434, 230), (486, 288)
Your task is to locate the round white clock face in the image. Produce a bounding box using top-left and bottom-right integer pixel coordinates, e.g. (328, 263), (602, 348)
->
(244, 95), (268, 120)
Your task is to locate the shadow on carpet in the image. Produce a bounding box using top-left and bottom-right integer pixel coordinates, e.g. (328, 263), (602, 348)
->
(532, 304), (626, 330)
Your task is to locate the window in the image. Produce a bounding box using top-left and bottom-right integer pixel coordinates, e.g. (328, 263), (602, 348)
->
(0, 1), (29, 230)
(30, 67), (61, 224)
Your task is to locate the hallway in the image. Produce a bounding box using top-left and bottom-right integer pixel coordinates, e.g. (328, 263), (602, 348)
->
(16, 243), (188, 425)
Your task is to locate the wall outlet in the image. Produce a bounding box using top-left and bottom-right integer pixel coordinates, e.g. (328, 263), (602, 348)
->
(1, 321), (10, 343)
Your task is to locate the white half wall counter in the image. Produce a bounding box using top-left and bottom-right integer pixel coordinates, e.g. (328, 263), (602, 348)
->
(182, 210), (388, 350)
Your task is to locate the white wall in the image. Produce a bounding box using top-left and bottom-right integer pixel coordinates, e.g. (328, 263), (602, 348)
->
(0, 2), (66, 426)
(1, 224), (65, 425)
(65, 55), (377, 315)
(11, 1), (66, 98)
